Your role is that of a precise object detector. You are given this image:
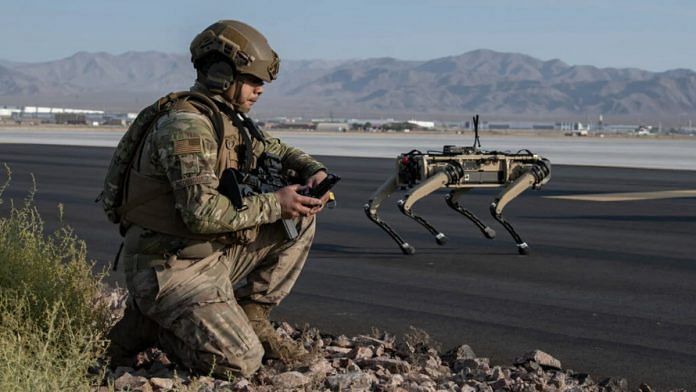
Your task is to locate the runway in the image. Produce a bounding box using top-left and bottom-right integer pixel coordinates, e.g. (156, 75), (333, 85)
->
(0, 144), (694, 389)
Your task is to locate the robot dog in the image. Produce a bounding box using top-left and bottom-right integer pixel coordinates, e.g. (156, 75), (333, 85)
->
(364, 116), (551, 255)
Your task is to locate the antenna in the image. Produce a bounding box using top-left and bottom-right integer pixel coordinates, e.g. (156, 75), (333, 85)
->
(472, 114), (481, 150)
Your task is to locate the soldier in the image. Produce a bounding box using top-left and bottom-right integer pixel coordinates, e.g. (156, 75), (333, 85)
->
(105, 20), (329, 378)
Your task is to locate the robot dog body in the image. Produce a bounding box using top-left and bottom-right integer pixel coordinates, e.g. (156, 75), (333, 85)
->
(365, 122), (551, 255)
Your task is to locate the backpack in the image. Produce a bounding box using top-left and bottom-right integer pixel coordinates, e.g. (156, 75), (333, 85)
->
(97, 91), (224, 225)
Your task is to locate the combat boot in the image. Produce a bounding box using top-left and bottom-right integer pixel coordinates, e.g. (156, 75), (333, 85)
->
(106, 298), (159, 368)
(241, 302), (310, 362)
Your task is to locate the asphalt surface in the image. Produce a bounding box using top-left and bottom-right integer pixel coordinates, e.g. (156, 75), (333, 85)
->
(1, 143), (695, 390)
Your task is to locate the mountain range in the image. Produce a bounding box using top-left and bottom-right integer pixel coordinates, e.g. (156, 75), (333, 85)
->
(1, 50), (694, 123)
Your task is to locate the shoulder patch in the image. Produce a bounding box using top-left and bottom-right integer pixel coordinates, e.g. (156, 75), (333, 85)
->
(173, 138), (202, 155)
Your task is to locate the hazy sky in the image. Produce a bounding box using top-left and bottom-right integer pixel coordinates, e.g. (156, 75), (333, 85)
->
(1, 0), (694, 71)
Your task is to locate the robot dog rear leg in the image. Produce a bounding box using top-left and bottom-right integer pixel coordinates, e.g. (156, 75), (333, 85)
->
(445, 189), (496, 239)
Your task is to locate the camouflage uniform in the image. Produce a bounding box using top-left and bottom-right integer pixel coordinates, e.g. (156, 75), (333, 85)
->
(107, 83), (325, 377)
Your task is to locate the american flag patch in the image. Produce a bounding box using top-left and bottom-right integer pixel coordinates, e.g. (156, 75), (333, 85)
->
(173, 138), (202, 154)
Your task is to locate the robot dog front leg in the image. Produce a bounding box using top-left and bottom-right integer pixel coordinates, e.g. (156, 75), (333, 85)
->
(364, 174), (415, 255)
(490, 160), (551, 255)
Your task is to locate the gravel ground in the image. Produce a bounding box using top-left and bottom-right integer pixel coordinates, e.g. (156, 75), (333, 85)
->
(95, 288), (689, 392)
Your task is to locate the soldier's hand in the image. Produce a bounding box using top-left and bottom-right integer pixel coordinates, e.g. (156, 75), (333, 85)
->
(275, 184), (322, 219)
(305, 170), (331, 213)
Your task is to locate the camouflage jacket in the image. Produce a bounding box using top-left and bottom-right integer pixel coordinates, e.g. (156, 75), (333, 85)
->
(133, 84), (325, 237)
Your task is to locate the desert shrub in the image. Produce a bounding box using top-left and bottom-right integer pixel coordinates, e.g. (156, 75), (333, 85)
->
(0, 165), (110, 391)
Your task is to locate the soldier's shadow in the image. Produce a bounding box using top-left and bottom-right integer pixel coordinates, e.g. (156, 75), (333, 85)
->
(310, 242), (481, 257)
(310, 242), (397, 255)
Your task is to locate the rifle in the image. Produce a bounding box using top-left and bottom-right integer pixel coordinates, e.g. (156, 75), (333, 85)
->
(218, 152), (298, 239)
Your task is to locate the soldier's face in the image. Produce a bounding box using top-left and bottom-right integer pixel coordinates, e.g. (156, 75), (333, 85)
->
(230, 74), (265, 111)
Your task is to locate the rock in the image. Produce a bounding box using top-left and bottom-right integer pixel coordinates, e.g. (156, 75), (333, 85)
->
(423, 364), (451, 381)
(325, 346), (353, 356)
(333, 357), (360, 371)
(232, 378), (252, 391)
(313, 337), (324, 349)
(214, 380), (233, 389)
(325, 371), (375, 391)
(437, 380), (458, 391)
(513, 350), (562, 370)
(149, 377), (174, 390)
(424, 355), (441, 369)
(388, 374), (405, 387)
(442, 345), (477, 365)
(573, 372), (593, 386)
(96, 292), (651, 392)
(474, 384), (493, 392)
(114, 373), (150, 391)
(638, 383), (654, 392)
(350, 346), (374, 361)
(549, 371), (567, 389)
(359, 357), (411, 373)
(599, 377), (629, 391)
(373, 367), (390, 381)
(278, 321), (296, 336)
(353, 334), (393, 349)
(111, 366), (135, 379)
(405, 372), (433, 384)
(407, 381), (437, 392)
(271, 371), (310, 389)
(308, 358), (334, 377)
(452, 358), (489, 373)
(487, 366), (504, 381)
(491, 377), (512, 390)
(334, 334), (352, 347)
(197, 376), (215, 389)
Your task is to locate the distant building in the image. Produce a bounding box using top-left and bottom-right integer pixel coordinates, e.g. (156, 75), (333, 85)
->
(54, 113), (87, 125)
(16, 106), (105, 123)
(0, 105), (21, 118)
(604, 124), (640, 133)
(565, 130), (589, 137)
(347, 118), (396, 127)
(316, 122), (350, 132)
(407, 120), (435, 129)
(275, 122), (315, 130)
(487, 121), (556, 131)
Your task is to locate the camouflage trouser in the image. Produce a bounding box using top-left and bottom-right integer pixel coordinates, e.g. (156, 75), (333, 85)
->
(107, 216), (315, 378)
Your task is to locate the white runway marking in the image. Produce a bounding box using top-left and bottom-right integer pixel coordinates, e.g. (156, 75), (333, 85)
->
(545, 190), (696, 202)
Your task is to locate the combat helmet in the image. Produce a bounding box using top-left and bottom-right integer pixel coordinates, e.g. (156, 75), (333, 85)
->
(190, 20), (280, 93)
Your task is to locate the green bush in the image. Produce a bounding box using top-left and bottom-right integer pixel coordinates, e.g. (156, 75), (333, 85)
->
(0, 165), (110, 391)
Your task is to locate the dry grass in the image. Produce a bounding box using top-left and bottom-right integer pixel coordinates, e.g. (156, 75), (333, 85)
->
(0, 164), (110, 391)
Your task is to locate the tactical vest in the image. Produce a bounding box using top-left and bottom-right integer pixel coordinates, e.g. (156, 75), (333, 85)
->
(100, 91), (262, 241)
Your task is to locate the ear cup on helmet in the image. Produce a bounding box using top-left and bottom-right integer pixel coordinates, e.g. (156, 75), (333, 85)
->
(201, 61), (236, 94)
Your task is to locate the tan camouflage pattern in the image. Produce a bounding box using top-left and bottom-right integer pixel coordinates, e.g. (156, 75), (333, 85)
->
(107, 85), (325, 377)
(109, 216), (316, 378)
(101, 99), (168, 223)
(138, 110), (280, 234)
(128, 91), (325, 236)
